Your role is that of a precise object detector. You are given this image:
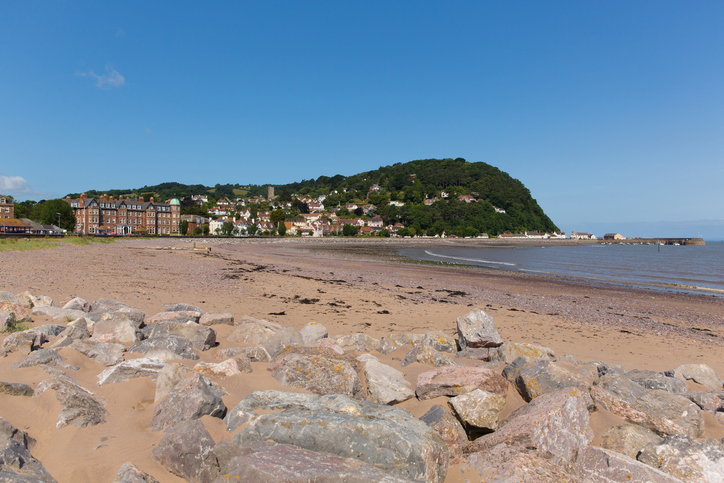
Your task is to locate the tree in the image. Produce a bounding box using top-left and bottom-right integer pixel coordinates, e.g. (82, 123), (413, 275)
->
(35, 199), (75, 231)
(179, 220), (189, 235)
(202, 224), (210, 236)
(194, 226), (202, 235)
(379, 228), (390, 238)
(277, 223), (286, 236)
(342, 224), (358, 236)
(270, 209), (286, 225)
(221, 221), (234, 236)
(247, 224), (258, 236)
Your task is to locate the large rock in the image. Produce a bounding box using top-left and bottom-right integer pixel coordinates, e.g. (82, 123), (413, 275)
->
(574, 445), (685, 482)
(456, 308), (503, 349)
(12, 348), (78, 370)
(299, 321), (328, 345)
(143, 321), (216, 351)
(152, 419), (217, 483)
(91, 319), (145, 344)
(0, 417), (56, 482)
(667, 364), (724, 391)
(89, 298), (141, 314)
(62, 297), (91, 312)
(684, 391), (724, 413)
(215, 441), (416, 483)
(194, 356), (252, 377)
(600, 424), (663, 459)
(128, 335), (199, 360)
(637, 435), (724, 483)
(514, 360), (588, 402)
(420, 331), (457, 353)
(331, 333), (380, 353)
(591, 375), (704, 438)
(199, 312), (234, 326)
(498, 341), (555, 364)
(50, 318), (91, 348)
(0, 381), (34, 397)
(88, 310), (146, 329)
(113, 462), (160, 483)
(401, 344), (461, 368)
(68, 339), (125, 366)
(1, 329), (47, 354)
(96, 358), (166, 386)
(34, 374), (108, 428)
(626, 369), (688, 394)
(147, 310), (202, 325)
(165, 303), (204, 314)
(150, 373), (226, 432)
(420, 405), (468, 457)
(377, 333), (423, 355)
(268, 347), (364, 399)
(448, 388), (505, 433)
(0, 299), (32, 323)
(465, 387), (594, 466)
(228, 320), (303, 356)
(415, 366), (508, 400)
(464, 451), (576, 483)
(227, 391), (448, 483)
(129, 336), (199, 360)
(0, 309), (16, 332)
(360, 354), (415, 404)
(31, 306), (86, 324)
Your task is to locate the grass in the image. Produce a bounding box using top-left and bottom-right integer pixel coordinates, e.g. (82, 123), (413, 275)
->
(4, 321), (30, 333)
(0, 236), (116, 252)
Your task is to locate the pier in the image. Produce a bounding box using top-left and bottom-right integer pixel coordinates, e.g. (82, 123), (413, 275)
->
(599, 237), (705, 246)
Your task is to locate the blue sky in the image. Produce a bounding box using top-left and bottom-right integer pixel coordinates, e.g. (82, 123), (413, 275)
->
(1, 2), (723, 236)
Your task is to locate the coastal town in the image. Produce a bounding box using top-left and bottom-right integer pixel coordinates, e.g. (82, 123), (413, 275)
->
(2, 189), (608, 240)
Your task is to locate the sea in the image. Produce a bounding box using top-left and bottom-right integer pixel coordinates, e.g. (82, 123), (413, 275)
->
(400, 240), (724, 297)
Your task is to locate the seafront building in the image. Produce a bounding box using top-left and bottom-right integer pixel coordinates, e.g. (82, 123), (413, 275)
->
(65, 194), (181, 235)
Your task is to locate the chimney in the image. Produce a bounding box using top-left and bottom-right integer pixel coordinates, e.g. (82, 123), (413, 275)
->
(139, 197), (144, 202)
(150, 197), (154, 203)
(119, 195), (124, 200)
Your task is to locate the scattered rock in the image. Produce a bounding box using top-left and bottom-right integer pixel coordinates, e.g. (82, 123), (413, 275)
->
(113, 462), (160, 483)
(456, 308), (503, 349)
(626, 369), (688, 394)
(1, 329), (47, 354)
(240, 345), (272, 362)
(465, 451), (576, 482)
(0, 417), (56, 482)
(600, 424), (663, 459)
(0, 310), (16, 332)
(89, 299), (141, 314)
(96, 357), (166, 386)
(229, 390), (448, 483)
(35, 374), (108, 428)
(150, 373), (226, 432)
(401, 344), (461, 368)
(147, 310), (202, 325)
(0, 381), (34, 397)
(638, 435), (724, 482)
(50, 318), (91, 348)
(143, 321), (216, 351)
(420, 405), (468, 457)
(62, 297), (91, 312)
(448, 388), (505, 433)
(306, 338), (345, 354)
(593, 361), (627, 377)
(684, 391), (724, 413)
(420, 330), (457, 353)
(466, 387), (594, 466)
(129, 336), (199, 360)
(194, 356), (252, 377)
(574, 445), (684, 483)
(360, 354), (415, 404)
(20, 292), (55, 308)
(498, 341), (555, 364)
(165, 303), (204, 315)
(513, 360), (588, 402)
(377, 333), (423, 355)
(215, 347), (244, 359)
(591, 375), (704, 438)
(299, 321), (328, 345)
(415, 366), (508, 400)
(667, 364), (724, 391)
(68, 339), (125, 366)
(331, 333), (380, 353)
(90, 310), (147, 329)
(31, 306), (87, 324)
(12, 348), (78, 371)
(455, 346), (499, 361)
(268, 347), (363, 399)
(152, 419), (217, 483)
(217, 440), (416, 483)
(199, 312), (234, 326)
(91, 318), (146, 344)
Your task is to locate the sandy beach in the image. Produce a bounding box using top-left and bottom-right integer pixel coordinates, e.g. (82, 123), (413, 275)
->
(2, 236), (724, 482)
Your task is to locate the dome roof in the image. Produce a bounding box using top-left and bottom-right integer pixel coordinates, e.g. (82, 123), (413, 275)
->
(170, 198), (181, 206)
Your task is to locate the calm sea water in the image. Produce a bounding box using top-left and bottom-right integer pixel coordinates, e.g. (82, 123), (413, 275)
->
(400, 241), (724, 296)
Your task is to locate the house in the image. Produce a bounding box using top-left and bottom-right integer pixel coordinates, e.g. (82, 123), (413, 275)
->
(525, 231), (546, 239)
(0, 194), (13, 219)
(65, 194), (181, 235)
(604, 233), (625, 241)
(424, 197), (439, 206)
(498, 233), (526, 238)
(389, 201), (405, 207)
(0, 218), (31, 234)
(570, 232), (595, 240)
(494, 207), (506, 214)
(369, 184), (381, 192)
(20, 219), (63, 235)
(367, 216), (384, 228)
(458, 195), (477, 203)
(346, 203), (358, 211)
(180, 214), (208, 234)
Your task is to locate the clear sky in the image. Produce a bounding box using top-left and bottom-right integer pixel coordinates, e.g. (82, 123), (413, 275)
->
(1, 1), (723, 236)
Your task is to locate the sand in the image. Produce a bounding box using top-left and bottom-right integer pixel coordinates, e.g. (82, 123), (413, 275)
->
(2, 236), (724, 482)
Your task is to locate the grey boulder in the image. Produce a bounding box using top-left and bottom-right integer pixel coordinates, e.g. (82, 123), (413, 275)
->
(143, 321), (216, 351)
(152, 419), (217, 483)
(34, 374), (108, 428)
(574, 445), (685, 483)
(360, 354), (415, 404)
(637, 435), (724, 483)
(0, 417), (56, 482)
(129, 336), (199, 360)
(456, 308), (503, 349)
(227, 390), (449, 483)
(150, 373), (226, 432)
(600, 424), (663, 460)
(420, 405), (468, 457)
(96, 357), (166, 386)
(667, 364), (724, 391)
(112, 462), (160, 483)
(68, 339), (125, 366)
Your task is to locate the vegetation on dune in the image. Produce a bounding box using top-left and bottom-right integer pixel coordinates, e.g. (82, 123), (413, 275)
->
(0, 237), (115, 252)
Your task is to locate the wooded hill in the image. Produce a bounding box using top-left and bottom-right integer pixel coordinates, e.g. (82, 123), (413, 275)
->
(65, 158), (558, 236)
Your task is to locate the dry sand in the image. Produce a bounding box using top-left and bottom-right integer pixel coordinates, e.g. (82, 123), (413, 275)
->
(2, 237), (724, 482)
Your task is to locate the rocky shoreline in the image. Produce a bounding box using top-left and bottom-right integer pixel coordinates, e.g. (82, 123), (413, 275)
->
(2, 288), (724, 482)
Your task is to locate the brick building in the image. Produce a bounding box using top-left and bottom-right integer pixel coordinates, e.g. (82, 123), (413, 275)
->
(65, 194), (181, 235)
